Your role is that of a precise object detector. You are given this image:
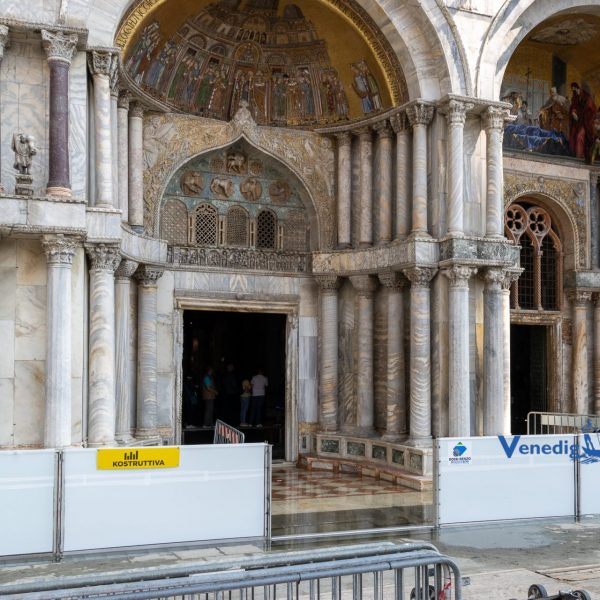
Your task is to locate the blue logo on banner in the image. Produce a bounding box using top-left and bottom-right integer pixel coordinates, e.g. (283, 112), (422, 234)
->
(453, 442), (467, 457)
(497, 434), (600, 464)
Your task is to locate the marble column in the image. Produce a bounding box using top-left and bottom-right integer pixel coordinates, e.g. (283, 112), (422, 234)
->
(502, 272), (518, 433)
(356, 127), (373, 247)
(135, 265), (164, 442)
(406, 103), (434, 236)
(483, 268), (506, 435)
(0, 25), (9, 193)
(350, 275), (377, 432)
(110, 63), (119, 210)
(335, 132), (352, 248)
(443, 265), (477, 437)
(390, 112), (411, 240)
(444, 100), (473, 236)
(591, 174), (599, 269)
(378, 271), (406, 440)
(483, 107), (509, 238)
(42, 235), (79, 448)
(317, 276), (340, 431)
(594, 294), (600, 415)
(569, 290), (592, 415)
(374, 121), (393, 244)
(115, 259), (138, 444)
(88, 51), (117, 208)
(128, 102), (144, 230)
(117, 91), (130, 223)
(41, 30), (78, 197)
(86, 244), (121, 446)
(403, 266), (436, 445)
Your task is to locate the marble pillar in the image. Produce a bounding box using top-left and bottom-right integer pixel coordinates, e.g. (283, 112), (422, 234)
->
(335, 132), (352, 248)
(88, 51), (117, 208)
(317, 276), (340, 431)
(390, 112), (411, 240)
(444, 100), (473, 236)
(483, 107), (509, 238)
(86, 244), (121, 446)
(41, 30), (78, 197)
(403, 266), (436, 445)
(110, 64), (119, 211)
(135, 265), (164, 443)
(117, 91), (130, 223)
(374, 121), (393, 244)
(594, 294), (600, 415)
(569, 290), (591, 415)
(350, 275), (377, 432)
(444, 265), (477, 437)
(483, 268), (506, 435)
(591, 174), (599, 269)
(378, 271), (407, 440)
(406, 103), (434, 236)
(502, 272), (518, 433)
(356, 127), (373, 247)
(115, 259), (138, 444)
(128, 102), (144, 230)
(42, 235), (79, 448)
(0, 25), (8, 193)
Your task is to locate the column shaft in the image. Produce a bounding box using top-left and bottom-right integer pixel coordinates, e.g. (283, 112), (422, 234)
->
(391, 113), (411, 239)
(129, 103), (144, 229)
(117, 92), (130, 222)
(357, 128), (373, 247)
(335, 133), (352, 248)
(570, 291), (591, 415)
(110, 85), (119, 209)
(594, 295), (600, 414)
(502, 273), (515, 433)
(0, 26), (8, 192)
(374, 122), (393, 244)
(484, 107), (509, 238)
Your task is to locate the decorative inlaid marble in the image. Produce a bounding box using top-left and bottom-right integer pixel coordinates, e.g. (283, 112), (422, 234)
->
(392, 448), (405, 465)
(372, 445), (387, 460)
(347, 441), (366, 456)
(320, 438), (340, 454)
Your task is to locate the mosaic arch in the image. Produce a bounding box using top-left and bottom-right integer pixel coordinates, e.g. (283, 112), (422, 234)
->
(116, 0), (408, 127)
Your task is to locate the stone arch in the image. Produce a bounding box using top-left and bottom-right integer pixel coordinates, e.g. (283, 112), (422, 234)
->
(477, 0), (600, 100)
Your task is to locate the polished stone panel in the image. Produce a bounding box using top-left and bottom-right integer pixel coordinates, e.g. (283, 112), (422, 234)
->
(15, 284), (46, 361)
(0, 378), (14, 446)
(0, 320), (14, 378)
(14, 360), (45, 446)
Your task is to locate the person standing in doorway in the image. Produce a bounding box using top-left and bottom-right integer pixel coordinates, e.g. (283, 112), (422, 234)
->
(202, 366), (218, 427)
(240, 378), (252, 427)
(250, 368), (268, 427)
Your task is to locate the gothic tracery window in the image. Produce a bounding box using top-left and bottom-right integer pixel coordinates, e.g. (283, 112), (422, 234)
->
(256, 209), (276, 249)
(195, 203), (218, 246)
(505, 202), (562, 311)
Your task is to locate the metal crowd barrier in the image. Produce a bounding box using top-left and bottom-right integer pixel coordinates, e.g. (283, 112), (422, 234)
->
(0, 542), (462, 600)
(527, 412), (600, 435)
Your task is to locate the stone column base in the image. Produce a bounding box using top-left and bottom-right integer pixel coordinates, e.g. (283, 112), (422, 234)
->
(46, 185), (72, 197)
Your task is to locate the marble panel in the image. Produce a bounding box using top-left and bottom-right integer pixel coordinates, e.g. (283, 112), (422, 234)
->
(0, 320), (15, 378)
(0, 199), (27, 225)
(86, 208), (123, 240)
(372, 444), (387, 460)
(0, 240), (16, 267)
(299, 378), (317, 423)
(299, 279), (318, 317)
(157, 320), (174, 372)
(157, 270), (175, 315)
(70, 53), (88, 200)
(16, 240), (46, 286)
(71, 248), (86, 376)
(391, 448), (405, 465)
(157, 373), (174, 428)
(299, 335), (317, 380)
(299, 316), (317, 337)
(121, 230), (167, 263)
(347, 441), (366, 457)
(320, 438), (340, 454)
(0, 79), (19, 195)
(0, 378), (14, 447)
(14, 360), (45, 447)
(71, 376), (84, 444)
(28, 200), (87, 228)
(15, 285), (46, 361)
(0, 268), (16, 320)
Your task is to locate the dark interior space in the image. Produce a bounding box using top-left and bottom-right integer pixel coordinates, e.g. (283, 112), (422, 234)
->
(510, 324), (548, 434)
(182, 309), (287, 458)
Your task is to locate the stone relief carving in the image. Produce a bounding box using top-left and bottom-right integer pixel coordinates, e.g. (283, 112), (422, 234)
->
(504, 171), (587, 268)
(226, 151), (247, 174)
(249, 160), (263, 176)
(210, 176), (233, 198)
(240, 177), (262, 201)
(180, 171), (203, 195)
(269, 180), (290, 204)
(12, 133), (36, 175)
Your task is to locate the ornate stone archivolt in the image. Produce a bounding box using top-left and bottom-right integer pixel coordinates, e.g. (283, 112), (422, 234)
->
(504, 171), (587, 269)
(144, 105), (335, 248)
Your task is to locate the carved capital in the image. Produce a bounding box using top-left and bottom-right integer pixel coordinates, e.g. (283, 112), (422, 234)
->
(117, 89), (131, 110)
(41, 30), (78, 64)
(373, 120), (393, 139)
(502, 270), (521, 291)
(403, 266), (436, 288)
(315, 275), (340, 292)
(135, 265), (164, 287)
(443, 265), (477, 287)
(352, 126), (372, 140)
(130, 101), (144, 119)
(42, 234), (79, 266)
(115, 259), (139, 280)
(567, 290), (593, 307)
(334, 131), (351, 148)
(88, 50), (118, 78)
(0, 25), (9, 61)
(390, 112), (410, 134)
(406, 103), (434, 127)
(349, 274), (377, 296)
(483, 106), (511, 132)
(378, 271), (406, 289)
(482, 267), (505, 289)
(85, 243), (121, 272)
(443, 99), (474, 126)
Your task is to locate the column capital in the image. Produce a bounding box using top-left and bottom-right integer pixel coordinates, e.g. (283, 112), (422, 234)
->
(567, 290), (593, 306)
(349, 274), (377, 296)
(482, 267), (506, 288)
(334, 131), (352, 147)
(87, 50), (118, 78)
(352, 126), (372, 139)
(442, 99), (474, 126)
(115, 258), (138, 280)
(406, 103), (434, 127)
(390, 111), (410, 133)
(315, 275), (341, 292)
(482, 105), (512, 131)
(130, 101), (145, 119)
(443, 265), (477, 287)
(42, 234), (79, 265)
(378, 270), (406, 289)
(502, 270), (521, 291)
(85, 243), (121, 272)
(373, 120), (393, 139)
(135, 264), (164, 287)
(0, 25), (9, 61)
(403, 266), (436, 287)
(117, 89), (131, 109)
(41, 30), (78, 64)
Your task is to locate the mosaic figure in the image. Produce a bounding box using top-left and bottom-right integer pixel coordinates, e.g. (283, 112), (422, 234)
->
(539, 87), (570, 137)
(569, 82), (597, 162)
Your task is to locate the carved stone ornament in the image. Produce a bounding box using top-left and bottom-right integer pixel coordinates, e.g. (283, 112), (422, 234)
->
(442, 265), (477, 286)
(269, 179), (290, 204)
(180, 171), (204, 195)
(12, 133), (36, 175)
(88, 50), (117, 78)
(443, 99), (474, 126)
(335, 131), (352, 147)
(0, 25), (9, 61)
(240, 177), (262, 201)
(42, 234), (79, 265)
(390, 112), (410, 134)
(85, 244), (121, 272)
(483, 106), (511, 131)
(482, 267), (506, 288)
(315, 275), (340, 292)
(406, 103), (434, 127)
(378, 271), (405, 289)
(567, 290), (593, 306)
(117, 89), (131, 110)
(353, 126), (372, 140)
(373, 120), (393, 138)
(502, 270), (521, 291)
(210, 176), (233, 198)
(135, 265), (164, 287)
(403, 266), (437, 287)
(248, 159), (263, 176)
(130, 101), (144, 119)
(226, 150), (247, 175)
(349, 274), (377, 295)
(115, 259), (139, 280)
(41, 30), (78, 64)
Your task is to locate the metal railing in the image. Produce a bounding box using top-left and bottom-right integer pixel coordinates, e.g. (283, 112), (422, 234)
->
(0, 542), (462, 600)
(527, 412), (600, 435)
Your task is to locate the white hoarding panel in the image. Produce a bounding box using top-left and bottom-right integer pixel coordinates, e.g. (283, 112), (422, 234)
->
(62, 444), (266, 551)
(578, 432), (600, 516)
(438, 435), (576, 525)
(0, 450), (56, 556)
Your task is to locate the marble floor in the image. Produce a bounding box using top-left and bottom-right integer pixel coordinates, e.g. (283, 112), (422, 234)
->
(271, 466), (433, 537)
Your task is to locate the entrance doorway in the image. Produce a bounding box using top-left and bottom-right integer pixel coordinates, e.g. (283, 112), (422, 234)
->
(181, 310), (287, 458)
(510, 324), (548, 434)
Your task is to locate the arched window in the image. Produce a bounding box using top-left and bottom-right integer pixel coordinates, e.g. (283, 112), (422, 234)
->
(195, 203), (218, 246)
(160, 199), (189, 244)
(505, 201), (562, 311)
(226, 206), (249, 246)
(256, 209), (276, 249)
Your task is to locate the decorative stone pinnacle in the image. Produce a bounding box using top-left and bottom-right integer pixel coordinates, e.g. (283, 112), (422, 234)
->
(378, 271), (405, 289)
(315, 275), (340, 292)
(403, 266), (437, 287)
(406, 103), (434, 127)
(85, 243), (121, 272)
(135, 265), (164, 287)
(0, 25), (9, 61)
(390, 112), (410, 133)
(42, 234), (79, 265)
(41, 30), (78, 64)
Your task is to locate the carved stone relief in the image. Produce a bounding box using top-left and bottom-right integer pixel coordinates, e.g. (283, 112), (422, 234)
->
(179, 171), (203, 195)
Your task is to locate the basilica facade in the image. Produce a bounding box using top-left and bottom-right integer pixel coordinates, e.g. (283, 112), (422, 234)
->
(1, 0), (599, 482)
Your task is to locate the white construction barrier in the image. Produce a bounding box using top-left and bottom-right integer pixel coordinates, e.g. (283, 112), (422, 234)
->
(577, 432), (600, 516)
(437, 435), (577, 525)
(0, 450), (56, 556)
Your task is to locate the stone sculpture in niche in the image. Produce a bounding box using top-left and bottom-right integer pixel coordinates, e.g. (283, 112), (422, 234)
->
(240, 177), (262, 201)
(210, 176), (234, 198)
(269, 179), (290, 204)
(12, 133), (37, 196)
(226, 151), (247, 174)
(249, 159), (263, 175)
(180, 171), (204, 195)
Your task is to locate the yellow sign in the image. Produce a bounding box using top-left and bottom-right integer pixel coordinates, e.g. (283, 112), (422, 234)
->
(97, 447), (180, 470)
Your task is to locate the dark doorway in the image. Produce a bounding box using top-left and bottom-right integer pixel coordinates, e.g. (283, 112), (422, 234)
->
(182, 310), (287, 458)
(510, 324), (548, 434)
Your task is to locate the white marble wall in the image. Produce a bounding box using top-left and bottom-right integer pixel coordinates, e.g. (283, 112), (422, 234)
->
(156, 269), (175, 433)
